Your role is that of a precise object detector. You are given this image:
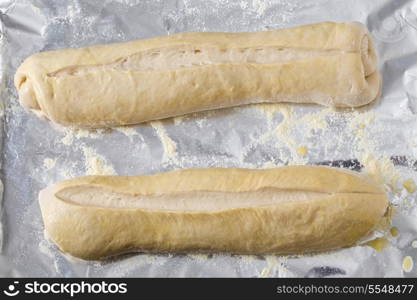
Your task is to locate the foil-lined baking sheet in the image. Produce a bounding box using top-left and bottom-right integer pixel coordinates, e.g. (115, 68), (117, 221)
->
(0, 0), (417, 277)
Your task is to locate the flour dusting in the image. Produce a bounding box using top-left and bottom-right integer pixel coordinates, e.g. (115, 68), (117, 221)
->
(151, 121), (178, 164)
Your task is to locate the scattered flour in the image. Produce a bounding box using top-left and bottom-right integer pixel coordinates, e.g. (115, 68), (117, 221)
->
(259, 267), (270, 277)
(255, 103), (290, 129)
(403, 179), (417, 194)
(239, 255), (256, 265)
(361, 154), (400, 188)
(255, 104), (294, 144)
(34, 99), (412, 277)
(364, 237), (390, 252)
(39, 237), (56, 260)
(390, 227), (400, 238)
(252, 0), (267, 16)
(253, 103), (406, 199)
(61, 131), (74, 146)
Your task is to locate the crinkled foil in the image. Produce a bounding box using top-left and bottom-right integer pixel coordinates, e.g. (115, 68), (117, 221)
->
(1, 0), (417, 277)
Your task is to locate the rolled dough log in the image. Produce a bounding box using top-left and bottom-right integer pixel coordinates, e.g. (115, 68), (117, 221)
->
(15, 22), (380, 128)
(39, 166), (389, 260)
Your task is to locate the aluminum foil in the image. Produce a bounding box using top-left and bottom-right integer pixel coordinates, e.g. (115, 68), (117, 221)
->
(1, 0), (417, 277)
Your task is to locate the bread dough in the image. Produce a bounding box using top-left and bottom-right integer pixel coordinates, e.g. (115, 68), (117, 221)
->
(15, 22), (380, 128)
(39, 166), (389, 260)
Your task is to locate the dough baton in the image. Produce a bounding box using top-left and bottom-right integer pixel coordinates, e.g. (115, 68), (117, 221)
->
(15, 22), (380, 128)
(39, 166), (389, 260)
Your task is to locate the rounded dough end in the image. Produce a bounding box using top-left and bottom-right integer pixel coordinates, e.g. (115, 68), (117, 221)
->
(17, 76), (41, 111)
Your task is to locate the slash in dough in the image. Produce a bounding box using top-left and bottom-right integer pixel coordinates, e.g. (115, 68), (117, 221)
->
(39, 166), (389, 260)
(15, 22), (380, 128)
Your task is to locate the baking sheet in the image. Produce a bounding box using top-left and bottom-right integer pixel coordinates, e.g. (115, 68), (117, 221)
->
(1, 0), (417, 277)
